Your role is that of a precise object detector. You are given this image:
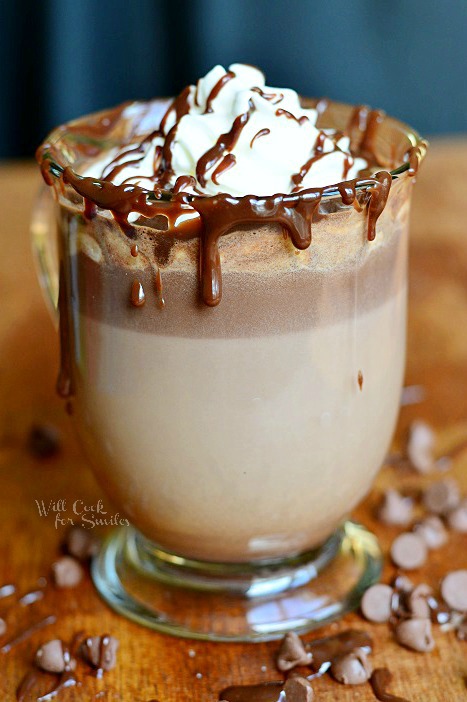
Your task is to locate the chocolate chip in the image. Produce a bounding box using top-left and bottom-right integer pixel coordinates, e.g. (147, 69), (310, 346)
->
(276, 632), (312, 671)
(441, 570), (467, 611)
(392, 574), (414, 593)
(52, 556), (84, 588)
(0, 618), (6, 636)
(361, 584), (393, 623)
(79, 635), (119, 671)
(407, 420), (435, 473)
(395, 618), (435, 652)
(35, 639), (76, 673)
(446, 500), (467, 533)
(413, 515), (449, 549)
(423, 478), (460, 515)
(65, 526), (101, 560)
(283, 676), (314, 702)
(407, 584), (433, 619)
(27, 423), (61, 459)
(456, 619), (467, 640)
(330, 648), (373, 685)
(377, 489), (414, 527)
(390, 533), (428, 570)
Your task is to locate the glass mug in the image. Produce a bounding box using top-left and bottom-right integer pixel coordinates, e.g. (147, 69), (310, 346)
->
(32, 99), (425, 641)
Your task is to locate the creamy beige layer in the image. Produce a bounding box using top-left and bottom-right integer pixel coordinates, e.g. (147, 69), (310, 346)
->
(71, 286), (406, 562)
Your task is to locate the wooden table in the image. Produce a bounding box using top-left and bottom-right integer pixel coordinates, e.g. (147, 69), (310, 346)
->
(1, 143), (466, 701)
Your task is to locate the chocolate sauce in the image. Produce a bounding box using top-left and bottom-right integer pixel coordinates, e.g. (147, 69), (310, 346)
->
(370, 668), (410, 702)
(0, 614), (56, 654)
(205, 71), (236, 113)
(38, 84), (426, 310)
(250, 128), (271, 148)
(212, 154), (237, 185)
(56, 263), (74, 398)
(130, 280), (146, 307)
(154, 269), (165, 309)
(276, 108), (309, 126)
(196, 108), (251, 187)
(130, 244), (139, 257)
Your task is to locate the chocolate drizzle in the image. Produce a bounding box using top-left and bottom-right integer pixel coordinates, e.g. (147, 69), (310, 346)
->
(250, 128), (271, 148)
(130, 280), (146, 307)
(37, 88), (427, 310)
(205, 70), (236, 113)
(196, 107), (252, 187)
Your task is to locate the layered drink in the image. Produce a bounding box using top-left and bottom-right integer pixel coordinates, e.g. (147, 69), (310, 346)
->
(37, 64), (424, 563)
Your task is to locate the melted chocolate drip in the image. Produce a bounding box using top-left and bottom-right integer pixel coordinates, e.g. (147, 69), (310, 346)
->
(212, 154), (237, 184)
(370, 668), (411, 702)
(196, 108), (252, 187)
(130, 243), (139, 257)
(250, 128), (270, 148)
(205, 71), (236, 113)
(56, 262), (74, 398)
(276, 108), (309, 126)
(36, 83), (426, 310)
(130, 280), (146, 307)
(155, 269), (165, 309)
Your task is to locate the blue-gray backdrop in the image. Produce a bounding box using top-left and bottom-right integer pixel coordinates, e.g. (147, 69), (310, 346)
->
(1, 0), (466, 157)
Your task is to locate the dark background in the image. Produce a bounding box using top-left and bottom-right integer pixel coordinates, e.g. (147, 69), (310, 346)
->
(1, 0), (466, 158)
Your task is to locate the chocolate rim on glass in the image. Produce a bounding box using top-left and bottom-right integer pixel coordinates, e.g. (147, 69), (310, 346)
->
(32, 91), (426, 641)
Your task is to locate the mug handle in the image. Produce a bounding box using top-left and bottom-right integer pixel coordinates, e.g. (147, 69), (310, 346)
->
(30, 185), (59, 327)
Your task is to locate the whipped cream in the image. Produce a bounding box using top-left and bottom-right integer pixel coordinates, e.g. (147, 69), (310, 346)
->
(85, 63), (368, 197)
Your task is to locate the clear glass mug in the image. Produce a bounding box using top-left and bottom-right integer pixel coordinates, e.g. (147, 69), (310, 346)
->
(32, 99), (425, 641)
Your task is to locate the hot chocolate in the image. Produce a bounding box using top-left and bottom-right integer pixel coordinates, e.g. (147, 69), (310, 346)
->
(36, 64), (424, 564)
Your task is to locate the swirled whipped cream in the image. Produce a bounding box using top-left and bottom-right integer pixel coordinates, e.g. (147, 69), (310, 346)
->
(85, 63), (368, 197)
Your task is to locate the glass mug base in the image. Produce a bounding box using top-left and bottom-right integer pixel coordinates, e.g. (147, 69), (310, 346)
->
(91, 521), (382, 642)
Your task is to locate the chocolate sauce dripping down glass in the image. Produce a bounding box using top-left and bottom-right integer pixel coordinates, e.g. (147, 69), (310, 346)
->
(37, 78), (424, 309)
(56, 163), (392, 307)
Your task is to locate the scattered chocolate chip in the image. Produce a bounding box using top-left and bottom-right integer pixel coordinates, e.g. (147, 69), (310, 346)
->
(370, 667), (410, 702)
(276, 632), (312, 671)
(283, 676), (314, 701)
(35, 639), (76, 673)
(52, 556), (84, 588)
(0, 618), (6, 636)
(394, 618), (435, 652)
(361, 584), (393, 623)
(330, 648), (372, 685)
(422, 478), (460, 515)
(407, 584), (432, 619)
(27, 423), (61, 459)
(65, 526), (101, 560)
(406, 420), (435, 473)
(392, 575), (414, 593)
(79, 634), (119, 671)
(390, 533), (428, 570)
(413, 515), (448, 549)
(446, 499), (467, 533)
(441, 570), (467, 611)
(377, 489), (413, 527)
(457, 619), (467, 640)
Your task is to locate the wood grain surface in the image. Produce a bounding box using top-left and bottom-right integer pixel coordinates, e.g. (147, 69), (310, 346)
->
(0, 143), (466, 701)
